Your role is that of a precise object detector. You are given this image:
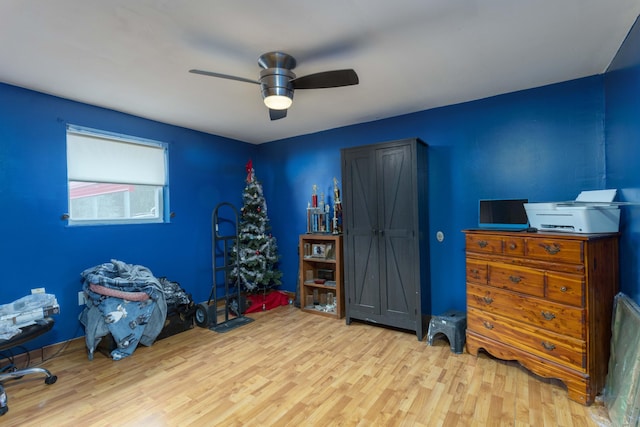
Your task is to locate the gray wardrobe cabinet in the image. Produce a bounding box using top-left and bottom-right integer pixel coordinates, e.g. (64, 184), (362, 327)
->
(340, 138), (430, 340)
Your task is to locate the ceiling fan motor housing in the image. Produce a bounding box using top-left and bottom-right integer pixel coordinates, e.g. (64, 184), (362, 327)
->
(260, 68), (295, 109)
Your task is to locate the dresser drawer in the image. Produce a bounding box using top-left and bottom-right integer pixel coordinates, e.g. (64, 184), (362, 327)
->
(488, 263), (544, 298)
(466, 260), (487, 284)
(467, 283), (585, 339)
(526, 238), (584, 264)
(546, 272), (585, 307)
(466, 234), (503, 255)
(468, 307), (586, 371)
(503, 237), (525, 257)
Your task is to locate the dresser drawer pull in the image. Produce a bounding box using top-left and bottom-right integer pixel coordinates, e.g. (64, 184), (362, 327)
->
(541, 341), (556, 351)
(482, 296), (494, 304)
(483, 321), (494, 330)
(509, 243), (517, 250)
(560, 286), (568, 292)
(477, 240), (488, 248)
(470, 268), (480, 279)
(509, 275), (522, 283)
(541, 311), (556, 321)
(541, 243), (561, 255)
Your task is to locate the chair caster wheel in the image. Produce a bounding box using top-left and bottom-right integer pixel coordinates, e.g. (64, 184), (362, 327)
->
(0, 384), (7, 416)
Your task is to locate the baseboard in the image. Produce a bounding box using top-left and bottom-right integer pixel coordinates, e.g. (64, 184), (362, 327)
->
(1, 337), (84, 369)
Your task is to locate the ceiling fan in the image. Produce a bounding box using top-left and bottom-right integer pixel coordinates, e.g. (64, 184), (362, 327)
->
(189, 51), (359, 120)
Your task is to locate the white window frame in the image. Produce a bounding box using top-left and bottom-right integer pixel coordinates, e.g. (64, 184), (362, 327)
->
(66, 125), (169, 226)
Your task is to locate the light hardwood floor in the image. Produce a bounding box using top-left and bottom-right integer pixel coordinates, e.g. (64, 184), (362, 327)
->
(1, 305), (612, 426)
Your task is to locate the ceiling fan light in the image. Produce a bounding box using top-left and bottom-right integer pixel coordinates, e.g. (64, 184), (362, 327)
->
(264, 95), (292, 110)
(260, 68), (295, 110)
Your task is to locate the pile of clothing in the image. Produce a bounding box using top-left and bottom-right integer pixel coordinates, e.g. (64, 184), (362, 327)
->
(0, 293), (60, 340)
(79, 259), (191, 361)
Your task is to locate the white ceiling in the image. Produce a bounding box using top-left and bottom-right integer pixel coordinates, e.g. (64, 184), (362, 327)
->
(1, 1), (639, 144)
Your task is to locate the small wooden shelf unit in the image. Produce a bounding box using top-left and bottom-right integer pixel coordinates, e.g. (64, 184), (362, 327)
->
(299, 234), (344, 319)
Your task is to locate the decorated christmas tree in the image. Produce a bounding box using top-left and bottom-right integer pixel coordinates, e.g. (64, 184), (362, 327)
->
(231, 160), (282, 293)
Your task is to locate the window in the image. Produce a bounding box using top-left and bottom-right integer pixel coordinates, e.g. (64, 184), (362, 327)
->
(66, 125), (168, 225)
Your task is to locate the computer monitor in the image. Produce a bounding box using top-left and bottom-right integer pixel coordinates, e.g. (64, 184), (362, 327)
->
(478, 198), (529, 230)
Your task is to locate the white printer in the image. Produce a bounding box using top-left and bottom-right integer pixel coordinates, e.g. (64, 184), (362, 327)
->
(524, 189), (620, 233)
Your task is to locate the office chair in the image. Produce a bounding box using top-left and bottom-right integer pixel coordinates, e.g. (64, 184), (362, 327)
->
(0, 318), (58, 415)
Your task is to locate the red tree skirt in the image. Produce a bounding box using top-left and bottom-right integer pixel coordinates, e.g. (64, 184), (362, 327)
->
(244, 291), (290, 313)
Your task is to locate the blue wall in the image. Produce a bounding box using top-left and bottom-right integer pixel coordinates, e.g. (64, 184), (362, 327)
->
(605, 16), (640, 303)
(4, 16), (640, 350)
(259, 76), (607, 316)
(0, 83), (253, 349)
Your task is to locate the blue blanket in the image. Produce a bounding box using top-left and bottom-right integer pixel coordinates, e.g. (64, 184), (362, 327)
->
(79, 260), (167, 360)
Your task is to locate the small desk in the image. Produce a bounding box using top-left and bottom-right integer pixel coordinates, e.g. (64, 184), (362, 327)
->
(0, 318), (54, 351)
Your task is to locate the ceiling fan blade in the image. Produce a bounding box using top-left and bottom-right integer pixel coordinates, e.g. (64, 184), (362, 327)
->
(189, 69), (260, 85)
(269, 109), (287, 121)
(292, 69), (359, 89)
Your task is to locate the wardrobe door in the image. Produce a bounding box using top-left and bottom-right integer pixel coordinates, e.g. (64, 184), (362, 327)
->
(342, 146), (381, 320)
(377, 143), (418, 327)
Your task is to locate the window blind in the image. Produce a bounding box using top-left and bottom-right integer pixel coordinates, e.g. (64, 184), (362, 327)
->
(67, 129), (166, 186)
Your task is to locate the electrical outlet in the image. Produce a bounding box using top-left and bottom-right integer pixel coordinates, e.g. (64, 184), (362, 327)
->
(78, 291), (87, 306)
(31, 287), (46, 294)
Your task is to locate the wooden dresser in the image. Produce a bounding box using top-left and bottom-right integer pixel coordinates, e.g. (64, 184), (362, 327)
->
(464, 229), (619, 405)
